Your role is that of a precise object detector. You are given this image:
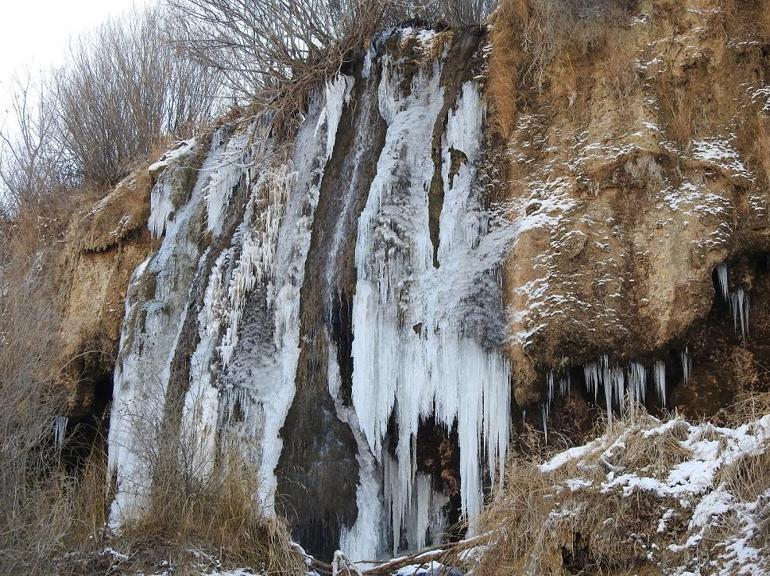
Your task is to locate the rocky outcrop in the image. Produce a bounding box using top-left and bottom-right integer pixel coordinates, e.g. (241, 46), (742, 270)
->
(57, 173), (156, 421)
(49, 0), (770, 563)
(497, 0), (770, 418)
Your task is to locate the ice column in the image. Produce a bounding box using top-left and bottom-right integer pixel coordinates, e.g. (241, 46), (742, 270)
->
(653, 360), (666, 405)
(351, 61), (510, 552)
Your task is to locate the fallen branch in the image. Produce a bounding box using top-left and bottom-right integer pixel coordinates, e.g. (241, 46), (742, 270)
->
(357, 532), (496, 575)
(294, 531), (496, 575)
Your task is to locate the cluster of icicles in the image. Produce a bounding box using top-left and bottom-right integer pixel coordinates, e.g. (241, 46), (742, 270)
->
(540, 261), (752, 435)
(106, 28), (514, 561)
(541, 349), (690, 434)
(102, 28), (758, 561)
(717, 263), (750, 342)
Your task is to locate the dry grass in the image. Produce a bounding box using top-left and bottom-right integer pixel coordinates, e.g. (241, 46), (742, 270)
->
(601, 28), (640, 102)
(488, 0), (527, 137)
(719, 390), (770, 426)
(489, 0), (636, 136)
(656, 79), (699, 148)
(0, 196), (72, 575)
(117, 444), (304, 574)
(474, 405), (770, 576)
(718, 446), (770, 502)
(735, 109), (770, 188)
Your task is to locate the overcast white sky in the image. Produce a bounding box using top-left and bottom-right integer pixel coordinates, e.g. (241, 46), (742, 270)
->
(0, 0), (153, 125)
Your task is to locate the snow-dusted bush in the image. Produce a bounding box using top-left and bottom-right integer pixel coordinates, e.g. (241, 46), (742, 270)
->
(475, 406), (770, 575)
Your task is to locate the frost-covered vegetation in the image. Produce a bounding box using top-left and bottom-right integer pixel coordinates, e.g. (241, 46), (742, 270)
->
(474, 403), (770, 575)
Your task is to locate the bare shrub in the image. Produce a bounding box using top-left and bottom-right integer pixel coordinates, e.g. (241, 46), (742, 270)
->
(166, 0), (498, 126)
(52, 5), (220, 186)
(0, 210), (69, 574)
(166, 0), (385, 108)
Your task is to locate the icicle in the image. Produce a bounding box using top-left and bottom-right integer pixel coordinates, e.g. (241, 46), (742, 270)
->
(350, 63), (509, 552)
(681, 347), (692, 384)
(218, 166), (292, 367)
(717, 263), (729, 301)
(717, 262), (751, 342)
(317, 75), (354, 161)
(730, 288), (750, 342)
(148, 139), (198, 238)
(654, 360), (667, 406)
(627, 362), (647, 406)
(547, 371), (555, 407)
(611, 366), (625, 414)
(583, 357), (602, 401)
(53, 416), (68, 452)
(541, 403), (548, 445)
(206, 131), (251, 236)
(109, 128), (231, 528)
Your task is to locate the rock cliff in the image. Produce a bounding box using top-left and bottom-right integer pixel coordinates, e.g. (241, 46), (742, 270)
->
(50, 0), (770, 563)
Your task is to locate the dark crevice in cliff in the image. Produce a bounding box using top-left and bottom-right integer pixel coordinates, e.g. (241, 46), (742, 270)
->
(674, 252), (770, 419)
(427, 28), (485, 268)
(276, 53), (388, 561)
(529, 252), (770, 444)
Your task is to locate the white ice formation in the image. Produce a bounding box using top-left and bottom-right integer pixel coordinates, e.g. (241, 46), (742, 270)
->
(107, 28), (514, 561)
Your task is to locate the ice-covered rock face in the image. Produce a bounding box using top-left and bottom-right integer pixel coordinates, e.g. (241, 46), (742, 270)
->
(107, 27), (514, 561)
(103, 0), (770, 562)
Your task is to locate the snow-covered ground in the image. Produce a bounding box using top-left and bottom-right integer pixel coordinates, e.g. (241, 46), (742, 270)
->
(475, 410), (770, 576)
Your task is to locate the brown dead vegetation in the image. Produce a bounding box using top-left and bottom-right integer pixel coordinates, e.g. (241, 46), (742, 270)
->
(474, 405), (770, 576)
(115, 446), (304, 575)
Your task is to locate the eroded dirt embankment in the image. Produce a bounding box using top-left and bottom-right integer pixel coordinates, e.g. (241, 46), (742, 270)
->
(491, 0), (770, 431)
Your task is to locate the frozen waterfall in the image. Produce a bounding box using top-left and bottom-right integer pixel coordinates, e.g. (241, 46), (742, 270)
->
(106, 27), (513, 561)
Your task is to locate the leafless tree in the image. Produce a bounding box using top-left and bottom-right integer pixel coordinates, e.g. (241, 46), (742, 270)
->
(165, 0), (497, 110)
(0, 75), (69, 213)
(165, 0), (388, 105)
(52, 5), (221, 185)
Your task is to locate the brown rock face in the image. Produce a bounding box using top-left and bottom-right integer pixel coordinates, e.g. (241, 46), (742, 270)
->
(495, 0), (770, 412)
(57, 173), (156, 421)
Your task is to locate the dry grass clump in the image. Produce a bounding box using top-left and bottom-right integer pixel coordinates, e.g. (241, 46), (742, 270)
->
(718, 445), (770, 502)
(734, 108), (770, 187)
(655, 79), (700, 148)
(608, 411), (692, 479)
(489, 0), (636, 136)
(487, 0), (527, 136)
(474, 458), (562, 575)
(116, 444), (304, 574)
(600, 28), (640, 101)
(474, 406), (770, 576)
